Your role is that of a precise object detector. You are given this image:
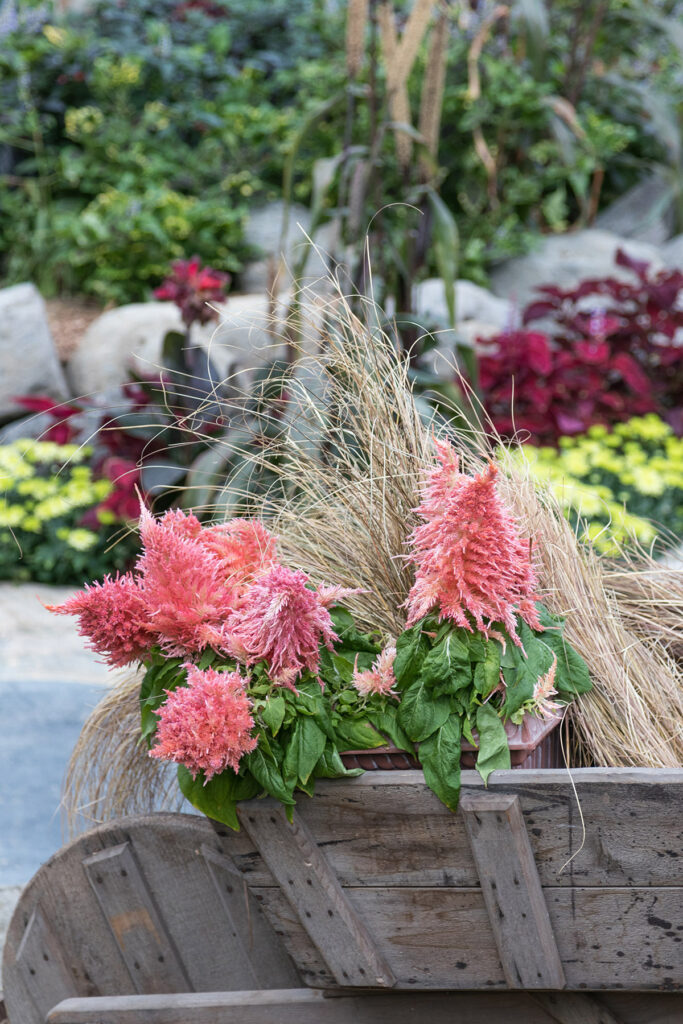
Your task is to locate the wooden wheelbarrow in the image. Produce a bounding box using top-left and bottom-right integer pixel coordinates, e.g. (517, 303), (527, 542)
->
(3, 768), (682, 1023)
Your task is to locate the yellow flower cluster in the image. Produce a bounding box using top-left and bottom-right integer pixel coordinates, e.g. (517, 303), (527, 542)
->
(506, 415), (683, 555)
(0, 440), (111, 533)
(65, 106), (105, 139)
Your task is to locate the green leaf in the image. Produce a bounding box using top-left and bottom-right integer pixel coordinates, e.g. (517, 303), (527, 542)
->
(501, 662), (535, 718)
(539, 631), (592, 696)
(262, 694), (286, 736)
(398, 679), (451, 743)
(139, 661), (186, 742)
(418, 714), (462, 812)
(475, 704), (511, 785)
(335, 717), (385, 750)
(246, 746), (295, 805)
(284, 717), (327, 786)
(367, 708), (413, 753)
(418, 632), (471, 697)
(393, 622), (430, 689)
(473, 641), (501, 699)
(314, 744), (363, 779)
(176, 765), (258, 831)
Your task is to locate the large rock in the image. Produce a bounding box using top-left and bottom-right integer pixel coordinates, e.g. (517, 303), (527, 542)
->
(595, 174), (675, 246)
(489, 230), (664, 311)
(414, 278), (512, 329)
(65, 295), (294, 397)
(662, 234), (683, 270)
(0, 283), (69, 420)
(241, 200), (338, 292)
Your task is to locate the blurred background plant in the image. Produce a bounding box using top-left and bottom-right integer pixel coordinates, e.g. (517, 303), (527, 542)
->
(477, 250), (683, 443)
(505, 415), (683, 555)
(1, 0), (681, 302)
(0, 439), (139, 583)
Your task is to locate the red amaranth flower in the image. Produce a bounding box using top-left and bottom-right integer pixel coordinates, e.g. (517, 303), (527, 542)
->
(154, 256), (229, 328)
(406, 442), (541, 645)
(46, 573), (151, 667)
(136, 505), (237, 655)
(352, 646), (398, 697)
(150, 665), (257, 781)
(227, 564), (338, 687)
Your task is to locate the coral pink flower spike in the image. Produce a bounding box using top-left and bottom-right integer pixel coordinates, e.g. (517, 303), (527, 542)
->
(150, 666), (257, 781)
(227, 564), (338, 687)
(46, 573), (152, 667)
(406, 442), (541, 645)
(200, 518), (279, 590)
(352, 646), (398, 698)
(137, 505), (237, 655)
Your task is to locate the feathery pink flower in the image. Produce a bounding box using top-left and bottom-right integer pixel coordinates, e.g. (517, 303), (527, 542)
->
(532, 655), (562, 719)
(137, 504), (237, 655)
(316, 583), (365, 609)
(46, 573), (151, 667)
(150, 665), (256, 781)
(352, 645), (398, 698)
(200, 518), (278, 590)
(406, 443), (541, 645)
(227, 564), (338, 687)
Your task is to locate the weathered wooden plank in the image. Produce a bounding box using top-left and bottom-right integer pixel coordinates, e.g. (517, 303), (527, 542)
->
(13, 906), (76, 1021)
(201, 844), (300, 989)
(225, 770), (683, 889)
(461, 793), (566, 989)
(533, 992), (626, 1024)
(250, 885), (683, 991)
(45, 989), (683, 1024)
(83, 842), (191, 994)
(44, 988), (560, 1024)
(237, 801), (395, 988)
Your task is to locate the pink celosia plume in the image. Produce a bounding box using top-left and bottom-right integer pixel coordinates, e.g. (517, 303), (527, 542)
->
(200, 518), (278, 590)
(316, 583), (365, 609)
(531, 655), (562, 720)
(46, 573), (152, 667)
(352, 645), (398, 698)
(406, 442), (541, 645)
(136, 504), (237, 655)
(150, 665), (256, 781)
(227, 564), (338, 688)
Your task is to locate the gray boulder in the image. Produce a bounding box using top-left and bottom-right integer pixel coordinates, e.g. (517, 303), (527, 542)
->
(241, 200), (339, 292)
(662, 234), (683, 270)
(595, 174), (675, 246)
(414, 278), (513, 329)
(0, 283), (69, 420)
(65, 295), (293, 397)
(489, 230), (664, 311)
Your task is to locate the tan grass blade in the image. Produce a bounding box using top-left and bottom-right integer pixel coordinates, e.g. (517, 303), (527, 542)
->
(346, 0), (369, 79)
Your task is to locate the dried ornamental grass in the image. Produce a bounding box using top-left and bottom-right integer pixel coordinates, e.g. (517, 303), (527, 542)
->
(346, 0), (369, 78)
(64, 278), (683, 833)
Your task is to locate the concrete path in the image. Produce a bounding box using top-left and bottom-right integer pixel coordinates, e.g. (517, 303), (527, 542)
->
(0, 583), (120, 962)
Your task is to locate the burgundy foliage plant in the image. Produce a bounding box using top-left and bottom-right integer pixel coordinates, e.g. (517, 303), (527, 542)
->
(477, 250), (683, 443)
(154, 256), (230, 328)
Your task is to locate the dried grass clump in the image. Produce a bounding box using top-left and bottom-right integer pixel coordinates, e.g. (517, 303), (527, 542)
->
(64, 275), (682, 834)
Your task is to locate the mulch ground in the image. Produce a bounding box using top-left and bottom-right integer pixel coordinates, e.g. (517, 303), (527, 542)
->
(44, 297), (104, 360)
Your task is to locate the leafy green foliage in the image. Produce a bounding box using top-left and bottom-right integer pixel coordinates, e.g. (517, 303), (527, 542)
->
(141, 599), (591, 825)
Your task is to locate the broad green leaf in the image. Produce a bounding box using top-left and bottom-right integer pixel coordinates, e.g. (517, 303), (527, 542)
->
(538, 632), (592, 696)
(314, 745), (363, 779)
(176, 765), (258, 831)
(262, 694), (286, 736)
(139, 661), (186, 742)
(418, 632), (471, 697)
(246, 747), (295, 805)
(418, 714), (462, 812)
(501, 662), (535, 717)
(335, 717), (385, 751)
(393, 622), (430, 689)
(284, 717), (326, 786)
(475, 704), (511, 785)
(398, 680), (451, 743)
(473, 641), (501, 698)
(367, 708), (413, 753)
